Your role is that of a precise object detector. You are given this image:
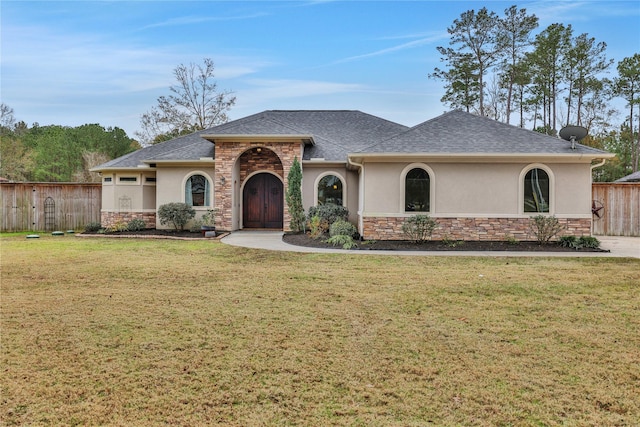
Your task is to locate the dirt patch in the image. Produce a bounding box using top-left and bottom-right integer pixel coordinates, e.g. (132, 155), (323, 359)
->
(283, 232), (609, 252)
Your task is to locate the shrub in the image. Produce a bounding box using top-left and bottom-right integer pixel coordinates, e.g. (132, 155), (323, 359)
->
(505, 235), (520, 245)
(108, 220), (129, 232)
(329, 220), (357, 238)
(579, 236), (601, 249)
(286, 157), (306, 232)
(558, 235), (600, 250)
(441, 234), (464, 247)
(127, 218), (147, 232)
(308, 204), (349, 227)
(158, 202), (196, 231)
(309, 216), (328, 239)
(325, 234), (358, 250)
(84, 222), (102, 233)
(189, 218), (203, 233)
(559, 235), (578, 248)
(402, 214), (437, 243)
(530, 215), (564, 244)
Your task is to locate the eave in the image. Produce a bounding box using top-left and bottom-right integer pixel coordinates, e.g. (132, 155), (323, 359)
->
(202, 134), (315, 145)
(142, 158), (215, 167)
(348, 152), (616, 164)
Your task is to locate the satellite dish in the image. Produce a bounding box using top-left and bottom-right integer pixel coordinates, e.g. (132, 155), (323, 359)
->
(559, 125), (588, 150)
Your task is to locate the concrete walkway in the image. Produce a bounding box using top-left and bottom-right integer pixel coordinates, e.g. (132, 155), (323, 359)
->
(221, 231), (640, 258)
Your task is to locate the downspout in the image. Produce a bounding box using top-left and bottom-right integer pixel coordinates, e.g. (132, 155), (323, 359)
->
(590, 158), (606, 172)
(589, 159), (607, 235)
(347, 156), (364, 237)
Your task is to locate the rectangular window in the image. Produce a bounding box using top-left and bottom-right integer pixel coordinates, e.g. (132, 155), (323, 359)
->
(119, 177), (137, 182)
(145, 177), (156, 183)
(103, 177), (112, 182)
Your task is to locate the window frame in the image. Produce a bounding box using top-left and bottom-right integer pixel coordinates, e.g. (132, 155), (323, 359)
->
(314, 172), (346, 207)
(400, 164), (434, 214)
(182, 172), (213, 208)
(116, 174), (140, 186)
(519, 164), (554, 215)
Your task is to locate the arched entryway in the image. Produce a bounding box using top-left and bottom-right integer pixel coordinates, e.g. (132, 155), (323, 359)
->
(242, 173), (283, 229)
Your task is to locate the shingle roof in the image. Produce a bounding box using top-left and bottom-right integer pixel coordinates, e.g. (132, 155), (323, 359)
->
(203, 110), (410, 160)
(94, 129), (215, 169)
(615, 171), (640, 182)
(358, 110), (610, 156)
(94, 109), (612, 170)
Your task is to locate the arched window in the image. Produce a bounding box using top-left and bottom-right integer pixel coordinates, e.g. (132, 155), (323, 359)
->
(185, 174), (210, 207)
(317, 174), (343, 206)
(405, 168), (430, 212)
(523, 168), (549, 213)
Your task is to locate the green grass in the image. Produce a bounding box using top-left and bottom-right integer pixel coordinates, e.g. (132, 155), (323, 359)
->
(1, 234), (639, 426)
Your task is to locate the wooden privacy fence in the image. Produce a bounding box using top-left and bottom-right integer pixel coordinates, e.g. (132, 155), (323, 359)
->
(592, 183), (640, 237)
(1, 182), (101, 232)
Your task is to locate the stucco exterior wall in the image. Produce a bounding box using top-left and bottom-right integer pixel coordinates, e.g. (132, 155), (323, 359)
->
(100, 171), (158, 228)
(155, 166), (215, 229)
(361, 161), (592, 216)
(359, 160), (594, 241)
(302, 164), (359, 224)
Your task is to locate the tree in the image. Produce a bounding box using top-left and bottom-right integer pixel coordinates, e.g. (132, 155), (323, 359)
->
(0, 103), (16, 132)
(73, 151), (111, 182)
(527, 23), (572, 134)
(0, 133), (35, 181)
(430, 50), (480, 112)
(613, 54), (640, 172)
(286, 156), (305, 232)
(137, 58), (236, 145)
(449, 7), (501, 117)
(564, 33), (612, 126)
(496, 5), (538, 124)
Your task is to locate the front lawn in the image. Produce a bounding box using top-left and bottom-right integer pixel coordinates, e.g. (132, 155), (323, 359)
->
(2, 235), (639, 426)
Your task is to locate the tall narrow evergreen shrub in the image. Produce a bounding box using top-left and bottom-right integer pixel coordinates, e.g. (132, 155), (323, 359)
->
(286, 156), (305, 232)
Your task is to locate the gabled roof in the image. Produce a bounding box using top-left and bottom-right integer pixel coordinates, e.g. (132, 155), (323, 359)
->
(356, 110), (612, 157)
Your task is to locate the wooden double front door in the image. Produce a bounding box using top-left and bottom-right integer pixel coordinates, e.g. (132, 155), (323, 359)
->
(242, 173), (283, 229)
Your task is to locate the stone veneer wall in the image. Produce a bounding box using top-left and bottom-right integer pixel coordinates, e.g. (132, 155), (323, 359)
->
(239, 148), (284, 182)
(362, 216), (592, 241)
(214, 141), (303, 232)
(101, 211), (157, 229)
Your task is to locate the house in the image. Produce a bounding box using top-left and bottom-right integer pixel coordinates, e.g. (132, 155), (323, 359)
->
(615, 171), (640, 182)
(92, 110), (614, 240)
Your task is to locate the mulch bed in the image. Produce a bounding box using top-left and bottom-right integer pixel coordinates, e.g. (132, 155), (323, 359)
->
(78, 229), (609, 252)
(282, 232), (610, 252)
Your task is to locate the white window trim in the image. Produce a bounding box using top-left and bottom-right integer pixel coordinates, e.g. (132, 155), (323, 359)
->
(103, 174), (114, 185)
(182, 171), (214, 209)
(400, 163), (435, 214)
(314, 171), (347, 206)
(116, 173), (140, 186)
(519, 163), (555, 215)
(143, 175), (157, 186)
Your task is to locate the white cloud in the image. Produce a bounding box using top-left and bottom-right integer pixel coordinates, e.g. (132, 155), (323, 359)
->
(139, 12), (268, 30)
(328, 32), (449, 65)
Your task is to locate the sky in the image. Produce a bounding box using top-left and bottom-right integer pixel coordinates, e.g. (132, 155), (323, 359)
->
(2, 0), (639, 139)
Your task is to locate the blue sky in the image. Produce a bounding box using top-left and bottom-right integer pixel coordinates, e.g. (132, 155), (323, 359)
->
(2, 1), (639, 138)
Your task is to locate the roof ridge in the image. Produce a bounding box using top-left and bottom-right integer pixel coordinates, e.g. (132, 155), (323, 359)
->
(357, 110), (452, 152)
